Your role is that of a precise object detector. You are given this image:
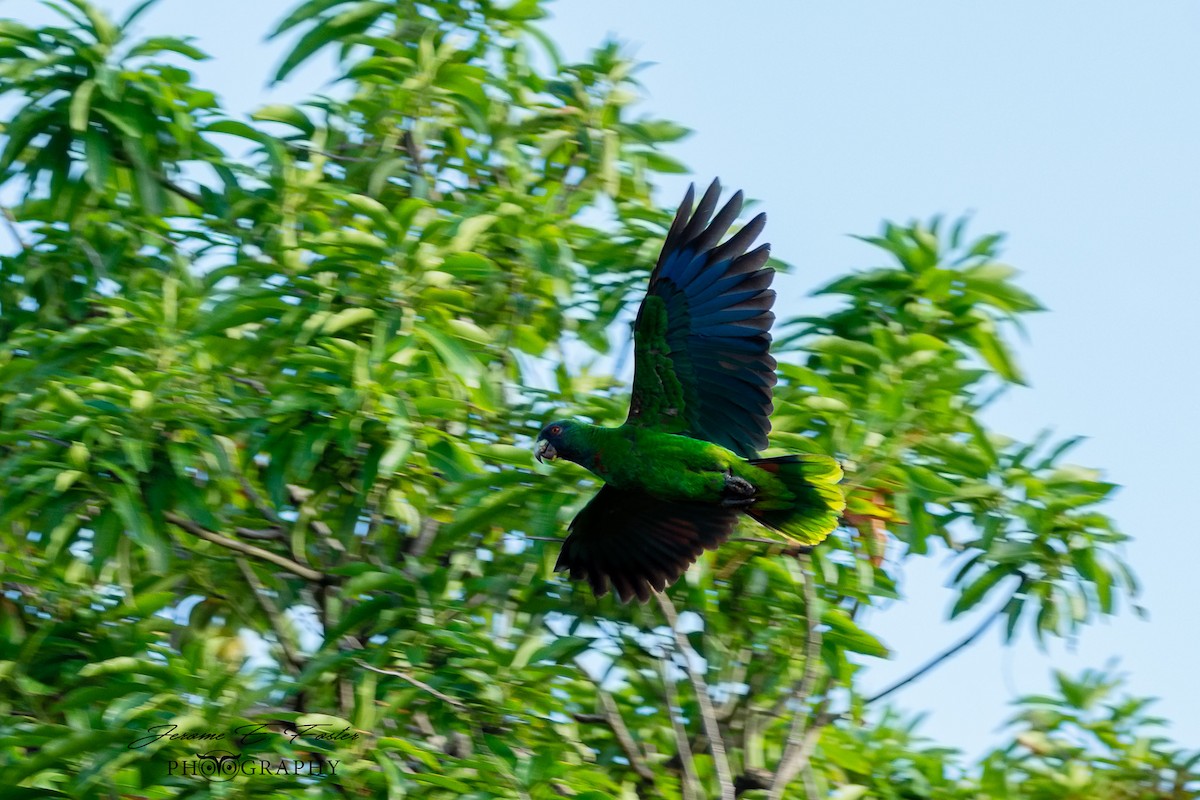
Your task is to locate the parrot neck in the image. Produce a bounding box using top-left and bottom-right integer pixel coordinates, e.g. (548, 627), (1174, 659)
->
(558, 422), (617, 471)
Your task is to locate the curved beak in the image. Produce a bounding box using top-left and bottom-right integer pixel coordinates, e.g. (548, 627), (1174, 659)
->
(535, 439), (556, 464)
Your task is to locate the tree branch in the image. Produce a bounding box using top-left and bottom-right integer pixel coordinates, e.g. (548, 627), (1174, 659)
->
(237, 474), (282, 527)
(554, 149), (585, 216)
(770, 700), (833, 800)
(802, 763), (819, 799)
(657, 593), (735, 800)
(716, 647), (750, 722)
(768, 554), (824, 799)
(28, 431), (71, 448)
(156, 173), (204, 206)
(864, 592), (1013, 706)
(407, 516), (440, 557)
(402, 128), (442, 201)
(585, 691), (655, 783)
(165, 511), (324, 582)
(730, 536), (814, 558)
(768, 555), (822, 719)
(234, 526), (285, 541)
(659, 655), (701, 800)
(354, 659), (468, 711)
(236, 557), (303, 672)
(109, 147), (205, 207)
(0, 204), (28, 252)
(231, 375), (269, 395)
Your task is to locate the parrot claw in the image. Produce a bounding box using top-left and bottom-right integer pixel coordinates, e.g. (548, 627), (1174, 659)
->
(721, 473), (756, 506)
(725, 473), (755, 495)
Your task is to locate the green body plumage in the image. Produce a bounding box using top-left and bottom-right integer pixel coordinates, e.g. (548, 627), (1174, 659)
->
(540, 420), (844, 544)
(536, 180), (847, 603)
(558, 423), (739, 499)
(552, 423), (776, 502)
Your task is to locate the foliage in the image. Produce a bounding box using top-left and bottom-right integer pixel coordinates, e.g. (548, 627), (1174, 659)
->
(0, 1), (1191, 798)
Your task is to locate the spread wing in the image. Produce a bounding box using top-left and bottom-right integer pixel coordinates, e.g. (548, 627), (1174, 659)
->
(626, 180), (777, 458)
(555, 485), (739, 604)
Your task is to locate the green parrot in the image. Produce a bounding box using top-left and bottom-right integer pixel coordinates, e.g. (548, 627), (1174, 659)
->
(535, 179), (845, 603)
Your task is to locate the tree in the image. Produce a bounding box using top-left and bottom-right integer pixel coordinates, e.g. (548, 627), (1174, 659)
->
(0, 1), (1193, 798)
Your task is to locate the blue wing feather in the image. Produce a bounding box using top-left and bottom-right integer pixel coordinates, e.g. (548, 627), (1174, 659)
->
(626, 180), (779, 457)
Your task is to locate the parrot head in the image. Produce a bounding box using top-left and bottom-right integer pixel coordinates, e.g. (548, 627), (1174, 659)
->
(534, 419), (585, 464)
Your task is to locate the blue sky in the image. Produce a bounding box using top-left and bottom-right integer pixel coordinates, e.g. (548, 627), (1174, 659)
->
(7, 0), (1199, 759)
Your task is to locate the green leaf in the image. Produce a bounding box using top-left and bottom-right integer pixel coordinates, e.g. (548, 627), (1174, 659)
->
(1036, 435), (1087, 470)
(0, 105), (56, 172)
(127, 36), (210, 61)
(529, 635), (592, 665)
(972, 329), (1025, 384)
(951, 565), (1012, 618)
(809, 336), (884, 369)
(69, 79), (95, 132)
(120, 0), (160, 29)
(501, 0), (547, 21)
(641, 150), (689, 174)
(440, 252), (498, 281)
(409, 774), (473, 793)
(79, 655), (166, 677)
(273, 2), (390, 82)
(451, 213), (498, 251)
(96, 107), (144, 138)
(271, 0), (359, 36)
(54, 469), (83, 493)
(203, 119), (267, 142)
(251, 103), (316, 136)
(61, 0), (119, 46)
(416, 326), (483, 381)
(822, 607), (889, 658)
(321, 307), (376, 334)
(83, 129), (111, 189)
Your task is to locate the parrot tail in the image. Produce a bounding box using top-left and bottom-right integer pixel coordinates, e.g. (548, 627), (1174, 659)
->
(747, 454), (845, 545)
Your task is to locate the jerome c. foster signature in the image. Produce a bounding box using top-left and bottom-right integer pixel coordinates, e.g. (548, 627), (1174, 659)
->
(129, 723), (361, 749)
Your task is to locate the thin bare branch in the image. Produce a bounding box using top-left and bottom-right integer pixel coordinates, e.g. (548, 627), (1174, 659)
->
(231, 375), (269, 395)
(0, 204), (28, 252)
(407, 516), (440, 557)
(28, 431), (71, 448)
(156, 173), (204, 206)
(596, 690), (655, 783)
(236, 557), (303, 671)
(769, 701), (832, 800)
(165, 511), (324, 582)
(657, 593), (735, 800)
(660, 656), (701, 800)
(354, 659), (468, 711)
(864, 589), (1017, 706)
(72, 235), (108, 278)
(402, 128), (441, 201)
(239, 473), (283, 526)
(769, 555), (823, 718)
(560, 615), (656, 789)
(802, 764), (819, 799)
(234, 526), (285, 541)
(716, 647), (750, 722)
(554, 149), (586, 216)
(728, 537), (816, 560)
(769, 555), (823, 799)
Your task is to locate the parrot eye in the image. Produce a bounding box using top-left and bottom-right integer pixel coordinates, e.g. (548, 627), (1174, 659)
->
(549, 425), (562, 436)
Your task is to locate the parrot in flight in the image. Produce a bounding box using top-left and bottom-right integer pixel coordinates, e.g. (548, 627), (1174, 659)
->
(535, 180), (845, 603)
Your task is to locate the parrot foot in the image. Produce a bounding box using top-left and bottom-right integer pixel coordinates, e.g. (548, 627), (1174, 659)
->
(720, 473), (756, 507)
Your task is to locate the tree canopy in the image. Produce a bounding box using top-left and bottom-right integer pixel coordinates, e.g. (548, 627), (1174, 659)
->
(0, 1), (1194, 798)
